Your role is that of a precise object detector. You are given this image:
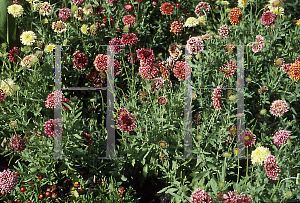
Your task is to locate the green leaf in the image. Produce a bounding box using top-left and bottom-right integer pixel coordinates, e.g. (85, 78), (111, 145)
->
(0, 0), (9, 43)
(142, 164), (148, 177)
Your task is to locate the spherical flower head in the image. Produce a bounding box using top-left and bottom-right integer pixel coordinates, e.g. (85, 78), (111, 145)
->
(229, 7), (242, 25)
(121, 33), (138, 46)
(139, 62), (159, 80)
(117, 108), (129, 117)
(83, 4), (93, 16)
(273, 130), (290, 146)
(123, 15), (136, 25)
(170, 21), (183, 35)
(117, 112), (137, 132)
(184, 17), (198, 27)
(260, 11), (275, 27)
(0, 78), (19, 96)
(251, 146), (271, 165)
(137, 48), (155, 64)
(289, 61), (300, 82)
(0, 89), (5, 101)
(238, 0), (248, 9)
(45, 90), (70, 110)
(190, 188), (213, 203)
(39, 2), (52, 16)
(52, 21), (67, 33)
(94, 54), (108, 71)
(59, 8), (71, 21)
(44, 119), (63, 138)
(264, 155), (280, 180)
(174, 61), (186, 80)
(8, 47), (20, 63)
(195, 2), (210, 17)
(157, 96), (167, 105)
(21, 54), (38, 68)
(186, 37), (204, 54)
(212, 87), (223, 110)
(7, 4), (23, 18)
(45, 44), (55, 53)
(109, 38), (124, 54)
(160, 2), (174, 15)
(270, 100), (289, 117)
(218, 25), (231, 39)
(73, 0), (85, 6)
(80, 24), (89, 34)
(10, 135), (28, 152)
(73, 51), (88, 70)
(252, 35), (264, 53)
(0, 169), (18, 193)
(20, 31), (36, 46)
(158, 141), (167, 149)
(239, 130), (256, 147)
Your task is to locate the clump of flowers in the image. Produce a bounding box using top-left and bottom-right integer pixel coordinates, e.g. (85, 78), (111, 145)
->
(251, 146), (271, 165)
(59, 8), (71, 21)
(45, 90), (71, 111)
(123, 15), (136, 25)
(160, 2), (174, 15)
(288, 61), (300, 82)
(9, 135), (28, 152)
(109, 38), (124, 54)
(7, 4), (23, 18)
(223, 191), (253, 203)
(173, 61), (186, 80)
(139, 63), (159, 80)
(39, 2), (52, 16)
(264, 155), (280, 180)
(52, 21), (67, 33)
(269, 100), (289, 117)
(117, 111), (137, 132)
(186, 37), (204, 54)
(195, 2), (210, 16)
(8, 47), (20, 63)
(0, 169), (18, 193)
(184, 17), (198, 27)
(218, 25), (231, 39)
(260, 11), (275, 27)
(239, 130), (256, 147)
(73, 51), (88, 70)
(190, 188), (213, 203)
(0, 78), (20, 96)
(212, 87), (222, 110)
(121, 33), (138, 46)
(170, 21), (183, 35)
(252, 35), (264, 53)
(220, 60), (236, 79)
(44, 119), (63, 138)
(157, 96), (167, 105)
(273, 130), (290, 146)
(0, 89), (5, 102)
(20, 31), (36, 46)
(229, 7), (242, 25)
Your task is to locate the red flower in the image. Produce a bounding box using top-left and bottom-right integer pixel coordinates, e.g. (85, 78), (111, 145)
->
(124, 4), (134, 12)
(8, 47), (20, 63)
(73, 51), (88, 70)
(121, 33), (138, 46)
(173, 61), (186, 80)
(260, 11), (275, 27)
(58, 8), (71, 21)
(139, 62), (159, 80)
(229, 7), (242, 25)
(0, 89), (5, 102)
(109, 38), (124, 54)
(117, 112), (137, 132)
(136, 48), (155, 64)
(43, 119), (63, 138)
(45, 90), (71, 111)
(160, 2), (174, 15)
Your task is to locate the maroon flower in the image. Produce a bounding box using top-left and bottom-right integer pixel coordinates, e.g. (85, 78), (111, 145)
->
(0, 89), (5, 102)
(9, 135), (28, 152)
(43, 119), (63, 138)
(264, 155), (280, 180)
(8, 47), (20, 63)
(58, 8), (71, 21)
(0, 169), (18, 193)
(109, 38), (124, 54)
(81, 132), (92, 146)
(190, 188), (213, 203)
(260, 11), (275, 27)
(45, 90), (71, 111)
(136, 48), (155, 64)
(157, 96), (167, 105)
(117, 112), (136, 132)
(139, 62), (159, 80)
(73, 51), (88, 70)
(121, 33), (138, 46)
(73, 0), (85, 6)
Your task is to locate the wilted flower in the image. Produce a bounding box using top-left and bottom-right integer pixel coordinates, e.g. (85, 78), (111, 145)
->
(118, 186), (126, 194)
(139, 90), (148, 101)
(186, 37), (204, 54)
(258, 86), (268, 94)
(83, 4), (93, 15)
(220, 60), (236, 79)
(252, 35), (264, 53)
(74, 7), (85, 21)
(9, 135), (28, 152)
(21, 54), (38, 68)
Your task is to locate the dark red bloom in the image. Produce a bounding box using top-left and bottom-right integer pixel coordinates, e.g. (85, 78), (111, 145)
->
(8, 47), (20, 63)
(73, 51), (88, 70)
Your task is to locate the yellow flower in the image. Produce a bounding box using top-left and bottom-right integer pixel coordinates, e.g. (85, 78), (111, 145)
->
(33, 3), (43, 10)
(0, 78), (20, 96)
(268, 5), (284, 16)
(296, 19), (300, 26)
(83, 4), (93, 16)
(81, 24), (89, 35)
(20, 31), (36, 46)
(251, 146), (271, 165)
(45, 44), (55, 53)
(184, 17), (198, 27)
(26, 0), (38, 4)
(238, 0), (248, 8)
(7, 4), (24, 18)
(221, 1), (230, 6)
(197, 16), (206, 26)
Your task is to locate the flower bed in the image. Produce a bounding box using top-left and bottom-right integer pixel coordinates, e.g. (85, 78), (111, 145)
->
(0, 0), (300, 202)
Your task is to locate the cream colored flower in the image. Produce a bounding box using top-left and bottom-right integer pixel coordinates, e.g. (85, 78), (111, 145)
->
(0, 78), (20, 96)
(198, 16), (206, 26)
(33, 3), (43, 10)
(39, 2), (53, 16)
(83, 4), (93, 16)
(20, 31), (36, 46)
(45, 44), (55, 53)
(81, 24), (89, 35)
(184, 17), (198, 27)
(221, 1), (230, 6)
(238, 0), (248, 9)
(20, 54), (38, 68)
(7, 4), (24, 18)
(251, 146), (271, 165)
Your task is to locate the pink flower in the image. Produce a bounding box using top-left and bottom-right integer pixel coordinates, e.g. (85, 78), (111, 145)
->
(264, 155), (280, 180)
(273, 130), (290, 146)
(73, 0), (85, 6)
(0, 89), (5, 102)
(45, 90), (71, 111)
(165, 56), (178, 71)
(109, 38), (124, 54)
(157, 96), (167, 105)
(190, 188), (213, 203)
(258, 86), (268, 94)
(122, 15), (136, 25)
(281, 63), (291, 73)
(121, 33), (138, 46)
(195, 2), (210, 16)
(127, 53), (139, 64)
(218, 25), (231, 39)
(220, 60), (236, 79)
(274, 58), (285, 66)
(260, 11), (275, 27)
(212, 87), (222, 110)
(73, 51), (88, 70)
(239, 130), (256, 147)
(151, 77), (171, 92)
(252, 35), (264, 53)
(160, 2), (174, 15)
(58, 8), (71, 21)
(136, 48), (155, 64)
(158, 61), (169, 79)
(139, 62), (159, 80)
(223, 190), (253, 203)
(117, 112), (137, 132)
(0, 169), (18, 193)
(269, 100), (289, 117)
(9, 135), (28, 152)
(186, 37), (204, 54)
(173, 61), (186, 80)
(44, 119), (63, 138)
(8, 47), (20, 63)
